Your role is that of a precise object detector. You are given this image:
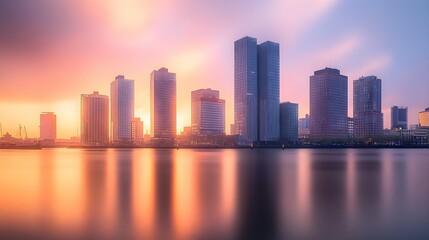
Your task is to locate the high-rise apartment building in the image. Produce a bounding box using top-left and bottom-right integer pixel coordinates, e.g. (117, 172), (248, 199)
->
(40, 112), (56, 141)
(391, 106), (408, 130)
(150, 67), (176, 139)
(353, 76), (383, 138)
(234, 36), (280, 143)
(111, 75), (134, 142)
(81, 91), (109, 145)
(191, 88), (225, 136)
(310, 68), (348, 139)
(279, 102), (298, 142)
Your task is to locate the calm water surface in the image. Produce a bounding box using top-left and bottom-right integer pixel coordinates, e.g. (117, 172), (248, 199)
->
(0, 148), (429, 239)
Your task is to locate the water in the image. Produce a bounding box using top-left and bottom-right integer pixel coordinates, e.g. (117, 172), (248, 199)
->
(0, 148), (429, 239)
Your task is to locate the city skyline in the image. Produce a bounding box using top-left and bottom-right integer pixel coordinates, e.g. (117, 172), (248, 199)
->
(1, 1), (429, 138)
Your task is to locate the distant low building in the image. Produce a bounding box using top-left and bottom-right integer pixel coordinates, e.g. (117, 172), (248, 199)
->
(298, 114), (310, 139)
(391, 106), (408, 130)
(40, 112), (56, 141)
(279, 102), (298, 143)
(419, 107), (429, 127)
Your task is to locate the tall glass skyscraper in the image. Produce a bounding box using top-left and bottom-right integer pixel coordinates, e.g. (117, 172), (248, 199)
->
(391, 106), (408, 130)
(258, 41), (280, 142)
(191, 88), (225, 136)
(150, 67), (176, 139)
(310, 68), (348, 139)
(111, 75), (134, 142)
(353, 76), (383, 138)
(234, 36), (280, 143)
(234, 36), (258, 142)
(280, 102), (298, 142)
(81, 91), (109, 146)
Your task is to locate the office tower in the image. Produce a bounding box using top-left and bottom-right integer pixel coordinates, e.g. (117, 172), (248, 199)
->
(310, 68), (348, 139)
(150, 67), (176, 139)
(131, 117), (143, 141)
(298, 114), (310, 139)
(348, 117), (354, 138)
(234, 36), (258, 141)
(279, 102), (298, 142)
(191, 88), (225, 136)
(258, 41), (280, 142)
(40, 112), (56, 140)
(391, 106), (408, 130)
(111, 75), (135, 142)
(419, 108), (429, 127)
(353, 76), (383, 138)
(234, 36), (280, 142)
(81, 91), (109, 145)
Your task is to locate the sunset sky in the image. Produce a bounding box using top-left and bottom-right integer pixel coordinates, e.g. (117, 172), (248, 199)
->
(1, 0), (428, 138)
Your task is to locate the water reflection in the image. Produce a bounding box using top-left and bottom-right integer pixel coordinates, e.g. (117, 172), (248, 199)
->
(1, 148), (429, 239)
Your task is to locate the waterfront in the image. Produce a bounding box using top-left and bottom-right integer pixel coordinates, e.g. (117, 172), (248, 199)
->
(0, 148), (428, 239)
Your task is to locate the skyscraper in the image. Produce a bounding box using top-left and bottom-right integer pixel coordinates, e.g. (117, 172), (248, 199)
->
(419, 108), (429, 127)
(353, 76), (383, 138)
(258, 41), (280, 142)
(150, 67), (176, 139)
(234, 36), (258, 142)
(391, 106), (408, 130)
(81, 91), (109, 145)
(234, 36), (280, 143)
(40, 112), (56, 141)
(191, 88), (225, 136)
(111, 75), (135, 142)
(310, 68), (348, 139)
(280, 102), (298, 142)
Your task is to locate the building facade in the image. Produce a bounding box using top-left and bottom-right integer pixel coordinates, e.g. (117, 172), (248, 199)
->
(234, 36), (280, 143)
(81, 91), (109, 145)
(391, 106), (408, 130)
(419, 108), (429, 127)
(258, 41), (280, 142)
(280, 102), (298, 142)
(111, 75), (135, 142)
(310, 68), (348, 139)
(347, 117), (354, 138)
(234, 36), (258, 142)
(150, 67), (177, 139)
(353, 76), (383, 138)
(40, 112), (56, 141)
(131, 117), (143, 141)
(191, 88), (225, 136)
(298, 114), (310, 139)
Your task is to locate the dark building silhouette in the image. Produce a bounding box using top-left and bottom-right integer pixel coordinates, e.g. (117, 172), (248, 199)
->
(391, 106), (407, 130)
(234, 36), (280, 143)
(279, 102), (298, 142)
(310, 68), (348, 139)
(353, 76), (383, 138)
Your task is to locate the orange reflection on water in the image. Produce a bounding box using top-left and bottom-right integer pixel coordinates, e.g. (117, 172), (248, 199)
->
(132, 149), (156, 239)
(0, 151), (40, 225)
(172, 150), (199, 239)
(296, 150), (312, 232)
(220, 150), (237, 229)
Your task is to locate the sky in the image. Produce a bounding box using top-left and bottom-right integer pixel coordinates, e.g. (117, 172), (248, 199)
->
(0, 0), (428, 138)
